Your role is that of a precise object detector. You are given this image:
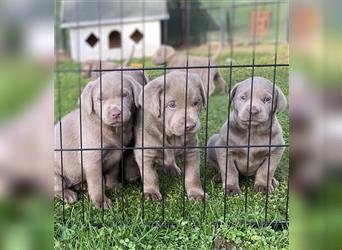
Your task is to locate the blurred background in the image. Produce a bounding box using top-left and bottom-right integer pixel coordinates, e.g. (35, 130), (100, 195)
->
(0, 0), (53, 249)
(290, 0), (342, 249)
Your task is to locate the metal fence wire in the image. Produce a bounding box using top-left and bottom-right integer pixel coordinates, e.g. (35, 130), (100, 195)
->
(55, 0), (289, 230)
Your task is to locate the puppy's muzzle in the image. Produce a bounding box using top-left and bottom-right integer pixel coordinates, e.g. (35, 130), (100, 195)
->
(107, 107), (126, 126)
(111, 107), (121, 119)
(180, 119), (199, 134)
(186, 122), (197, 132)
(247, 105), (260, 116)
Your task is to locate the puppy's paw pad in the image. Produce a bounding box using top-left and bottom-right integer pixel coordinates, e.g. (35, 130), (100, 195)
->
(64, 190), (77, 204)
(223, 185), (241, 196)
(93, 196), (112, 210)
(144, 192), (163, 202)
(212, 174), (222, 182)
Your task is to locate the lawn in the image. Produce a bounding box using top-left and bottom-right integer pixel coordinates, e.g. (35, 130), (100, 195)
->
(54, 45), (289, 249)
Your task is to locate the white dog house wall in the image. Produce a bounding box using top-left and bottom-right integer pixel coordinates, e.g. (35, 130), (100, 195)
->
(60, 0), (169, 62)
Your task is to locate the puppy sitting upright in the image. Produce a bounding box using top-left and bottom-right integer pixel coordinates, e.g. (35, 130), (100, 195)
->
(134, 71), (207, 202)
(55, 71), (142, 209)
(207, 77), (287, 195)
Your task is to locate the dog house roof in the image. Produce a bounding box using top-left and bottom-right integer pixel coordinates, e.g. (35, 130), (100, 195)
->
(60, 0), (169, 29)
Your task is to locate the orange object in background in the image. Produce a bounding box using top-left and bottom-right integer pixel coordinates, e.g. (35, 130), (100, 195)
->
(250, 10), (271, 37)
(131, 63), (143, 68)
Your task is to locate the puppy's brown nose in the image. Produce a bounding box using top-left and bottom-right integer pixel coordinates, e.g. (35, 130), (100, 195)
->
(186, 122), (196, 131)
(248, 106), (260, 115)
(112, 108), (121, 119)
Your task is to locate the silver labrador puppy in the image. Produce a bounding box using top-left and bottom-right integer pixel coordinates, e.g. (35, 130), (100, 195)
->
(207, 77), (287, 195)
(134, 71), (208, 202)
(55, 71), (142, 209)
(152, 45), (227, 95)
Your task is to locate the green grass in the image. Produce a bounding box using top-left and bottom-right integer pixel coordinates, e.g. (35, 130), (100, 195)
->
(54, 46), (289, 249)
(0, 60), (48, 120)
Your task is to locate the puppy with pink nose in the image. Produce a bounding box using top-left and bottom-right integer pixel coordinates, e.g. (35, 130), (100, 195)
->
(55, 71), (143, 210)
(208, 77), (287, 195)
(134, 71), (208, 202)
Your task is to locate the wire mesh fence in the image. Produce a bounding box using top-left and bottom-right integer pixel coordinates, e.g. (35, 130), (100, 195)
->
(55, 0), (289, 230)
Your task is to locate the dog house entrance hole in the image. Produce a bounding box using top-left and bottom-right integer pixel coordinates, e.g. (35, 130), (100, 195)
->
(86, 33), (99, 47)
(130, 29), (143, 43)
(109, 31), (121, 48)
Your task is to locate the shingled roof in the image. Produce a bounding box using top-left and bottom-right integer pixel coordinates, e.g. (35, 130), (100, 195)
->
(60, 0), (169, 29)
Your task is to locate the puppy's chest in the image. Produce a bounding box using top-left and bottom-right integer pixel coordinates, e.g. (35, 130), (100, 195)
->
(102, 127), (132, 165)
(162, 136), (191, 164)
(229, 133), (269, 174)
(104, 126), (132, 147)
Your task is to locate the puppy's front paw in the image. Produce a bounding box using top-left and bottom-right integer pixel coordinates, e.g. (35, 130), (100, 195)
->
(144, 191), (163, 202)
(163, 164), (181, 177)
(64, 189), (77, 204)
(212, 173), (222, 182)
(271, 178), (279, 189)
(254, 183), (275, 194)
(223, 185), (241, 196)
(125, 169), (141, 183)
(188, 189), (209, 202)
(73, 182), (87, 191)
(106, 180), (123, 192)
(92, 195), (112, 210)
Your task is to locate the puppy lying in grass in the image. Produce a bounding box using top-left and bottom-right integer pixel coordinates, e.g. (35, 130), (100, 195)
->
(152, 44), (227, 95)
(208, 77), (287, 195)
(81, 45), (136, 80)
(55, 71), (142, 209)
(134, 71), (208, 202)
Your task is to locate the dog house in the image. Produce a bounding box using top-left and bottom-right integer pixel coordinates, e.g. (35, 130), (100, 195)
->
(60, 0), (169, 62)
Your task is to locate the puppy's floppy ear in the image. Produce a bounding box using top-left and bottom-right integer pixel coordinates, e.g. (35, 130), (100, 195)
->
(139, 78), (163, 118)
(126, 75), (142, 108)
(80, 80), (97, 115)
(189, 73), (207, 108)
(273, 85), (287, 113)
(228, 81), (241, 107)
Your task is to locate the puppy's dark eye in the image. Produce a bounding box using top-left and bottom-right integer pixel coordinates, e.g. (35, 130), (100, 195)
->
(193, 100), (200, 106)
(240, 95), (247, 101)
(263, 96), (272, 103)
(167, 100), (176, 109)
(121, 92), (128, 98)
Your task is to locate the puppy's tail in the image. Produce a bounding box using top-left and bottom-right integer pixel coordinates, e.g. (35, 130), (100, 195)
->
(123, 45), (135, 67)
(207, 134), (220, 168)
(211, 43), (222, 61)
